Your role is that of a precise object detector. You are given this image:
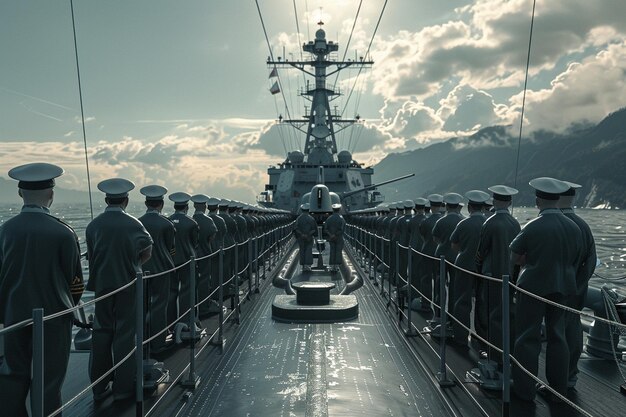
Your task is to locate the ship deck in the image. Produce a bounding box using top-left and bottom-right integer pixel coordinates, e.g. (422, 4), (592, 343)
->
(58, 243), (626, 417)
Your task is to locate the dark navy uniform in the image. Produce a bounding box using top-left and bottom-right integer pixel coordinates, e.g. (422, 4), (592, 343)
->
(450, 190), (489, 344)
(87, 178), (153, 400)
(207, 198), (227, 311)
(294, 207), (317, 267)
(405, 199), (427, 303)
(138, 206), (175, 352)
(419, 195), (444, 311)
(191, 195), (217, 318)
(475, 185), (520, 364)
(324, 208), (346, 267)
(219, 201), (239, 297)
(168, 193), (199, 325)
(0, 163), (83, 417)
(560, 183), (597, 387)
(510, 177), (583, 401)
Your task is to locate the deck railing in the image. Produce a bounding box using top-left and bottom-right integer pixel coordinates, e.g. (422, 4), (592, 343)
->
(0, 220), (296, 417)
(344, 223), (626, 417)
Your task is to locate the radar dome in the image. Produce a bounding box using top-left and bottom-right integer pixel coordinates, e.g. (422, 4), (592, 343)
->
(337, 150), (352, 163)
(315, 28), (326, 40)
(288, 151), (304, 164)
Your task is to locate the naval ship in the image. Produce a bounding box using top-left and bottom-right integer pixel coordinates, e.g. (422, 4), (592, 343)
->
(2, 4), (625, 417)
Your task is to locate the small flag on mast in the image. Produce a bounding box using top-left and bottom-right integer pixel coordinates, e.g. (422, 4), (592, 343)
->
(268, 67), (278, 78)
(269, 81), (280, 95)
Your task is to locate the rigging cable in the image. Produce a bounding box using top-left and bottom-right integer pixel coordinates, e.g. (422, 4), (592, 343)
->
(513, 0), (537, 189)
(340, 0), (388, 118)
(331, 0), (363, 93)
(69, 0), (94, 220)
(255, 0), (296, 133)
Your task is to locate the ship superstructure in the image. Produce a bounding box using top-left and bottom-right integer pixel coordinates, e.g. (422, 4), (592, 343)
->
(258, 24), (382, 212)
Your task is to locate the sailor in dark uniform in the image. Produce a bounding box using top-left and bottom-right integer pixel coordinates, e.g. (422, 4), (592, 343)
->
(395, 201), (414, 288)
(0, 163), (84, 417)
(86, 178), (153, 401)
(324, 202), (346, 272)
(403, 198), (427, 310)
(475, 185), (520, 364)
(419, 194), (444, 314)
(510, 177), (582, 401)
(138, 185), (176, 354)
(191, 194), (217, 319)
(167, 193), (199, 326)
(206, 197), (227, 314)
(232, 202), (250, 282)
(450, 190), (489, 346)
(432, 193), (464, 317)
(294, 204), (317, 271)
(558, 181), (597, 389)
(218, 199), (239, 298)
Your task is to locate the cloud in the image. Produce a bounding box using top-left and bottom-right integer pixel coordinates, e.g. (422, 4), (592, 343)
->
(438, 85), (503, 132)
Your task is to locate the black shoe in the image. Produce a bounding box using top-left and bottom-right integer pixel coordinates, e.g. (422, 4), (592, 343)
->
(536, 384), (563, 403)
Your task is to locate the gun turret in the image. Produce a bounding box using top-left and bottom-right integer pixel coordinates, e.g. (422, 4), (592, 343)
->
(340, 173), (415, 199)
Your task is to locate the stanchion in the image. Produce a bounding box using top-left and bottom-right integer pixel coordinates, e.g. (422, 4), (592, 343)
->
(502, 274), (511, 417)
(380, 241), (385, 295)
(135, 272), (144, 416)
(32, 308), (44, 417)
(212, 248), (226, 351)
(181, 256), (200, 388)
(247, 240), (252, 299)
(406, 250), (416, 337)
(438, 256), (454, 387)
(234, 245), (241, 325)
(254, 237), (260, 293)
(368, 231), (373, 279)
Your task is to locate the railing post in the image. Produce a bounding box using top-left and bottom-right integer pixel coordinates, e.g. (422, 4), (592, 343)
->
(213, 248), (225, 351)
(135, 272), (144, 416)
(372, 234), (379, 286)
(32, 308), (44, 417)
(380, 238), (385, 295)
(368, 231), (373, 279)
(406, 248), (416, 336)
(181, 256), (200, 388)
(254, 237), (260, 293)
(247, 240), (252, 299)
(502, 274), (511, 417)
(234, 244), (241, 324)
(438, 256), (454, 387)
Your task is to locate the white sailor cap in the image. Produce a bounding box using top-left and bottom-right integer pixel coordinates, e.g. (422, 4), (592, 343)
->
(403, 200), (415, 209)
(465, 190), (490, 204)
(301, 203), (310, 211)
(376, 205), (389, 213)
(8, 162), (64, 190)
(561, 180), (581, 197)
(425, 201), (431, 208)
(332, 203), (342, 210)
(485, 197), (494, 206)
(98, 178), (135, 198)
(140, 184), (167, 201)
(191, 194), (210, 204)
(218, 199), (230, 208)
(206, 197), (221, 207)
(169, 192), (191, 204)
(487, 185), (518, 202)
(443, 192), (463, 205)
(388, 202), (398, 210)
(414, 197), (428, 207)
(427, 194), (444, 205)
(529, 177), (570, 200)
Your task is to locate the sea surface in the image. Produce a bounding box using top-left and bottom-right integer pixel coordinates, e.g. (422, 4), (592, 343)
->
(0, 203), (625, 292)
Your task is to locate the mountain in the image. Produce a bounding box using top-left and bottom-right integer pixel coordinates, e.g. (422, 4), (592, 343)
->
(0, 177), (93, 205)
(373, 108), (626, 208)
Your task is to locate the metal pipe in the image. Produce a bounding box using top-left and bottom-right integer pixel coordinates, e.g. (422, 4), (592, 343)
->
(502, 274), (511, 417)
(135, 272), (144, 416)
(32, 308), (44, 417)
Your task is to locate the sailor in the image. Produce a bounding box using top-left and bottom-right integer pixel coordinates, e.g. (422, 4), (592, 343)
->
(218, 199), (239, 299)
(191, 194), (218, 319)
(86, 178), (153, 401)
(432, 193), (464, 317)
(294, 203), (317, 271)
(475, 185), (520, 364)
(484, 198), (495, 218)
(418, 194), (444, 314)
(558, 181), (597, 389)
(168, 192), (199, 326)
(394, 201), (414, 289)
(449, 190), (489, 347)
(324, 202), (346, 272)
(229, 202), (249, 281)
(206, 197), (227, 314)
(0, 163), (84, 416)
(510, 177), (582, 401)
(402, 198), (427, 309)
(138, 185), (176, 354)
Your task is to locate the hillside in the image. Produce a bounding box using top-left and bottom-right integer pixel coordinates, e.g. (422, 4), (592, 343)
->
(373, 108), (626, 208)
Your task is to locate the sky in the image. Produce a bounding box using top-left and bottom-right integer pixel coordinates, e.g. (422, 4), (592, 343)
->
(1, 0), (625, 203)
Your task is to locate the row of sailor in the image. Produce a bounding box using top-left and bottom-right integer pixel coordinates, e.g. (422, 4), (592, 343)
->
(0, 163), (292, 416)
(347, 177), (596, 403)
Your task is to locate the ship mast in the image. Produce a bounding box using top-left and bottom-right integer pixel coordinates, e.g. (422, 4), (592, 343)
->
(267, 22), (373, 165)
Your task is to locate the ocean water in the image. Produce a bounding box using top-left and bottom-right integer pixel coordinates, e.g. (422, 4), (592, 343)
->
(0, 203), (624, 290)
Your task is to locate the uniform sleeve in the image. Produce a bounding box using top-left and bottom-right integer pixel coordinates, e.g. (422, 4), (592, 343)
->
(432, 219), (442, 240)
(136, 223), (154, 252)
(583, 235), (597, 282)
(192, 222), (200, 247)
(168, 223), (176, 257)
(450, 223), (461, 245)
(70, 234), (85, 304)
(509, 227), (526, 255)
(475, 222), (491, 270)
